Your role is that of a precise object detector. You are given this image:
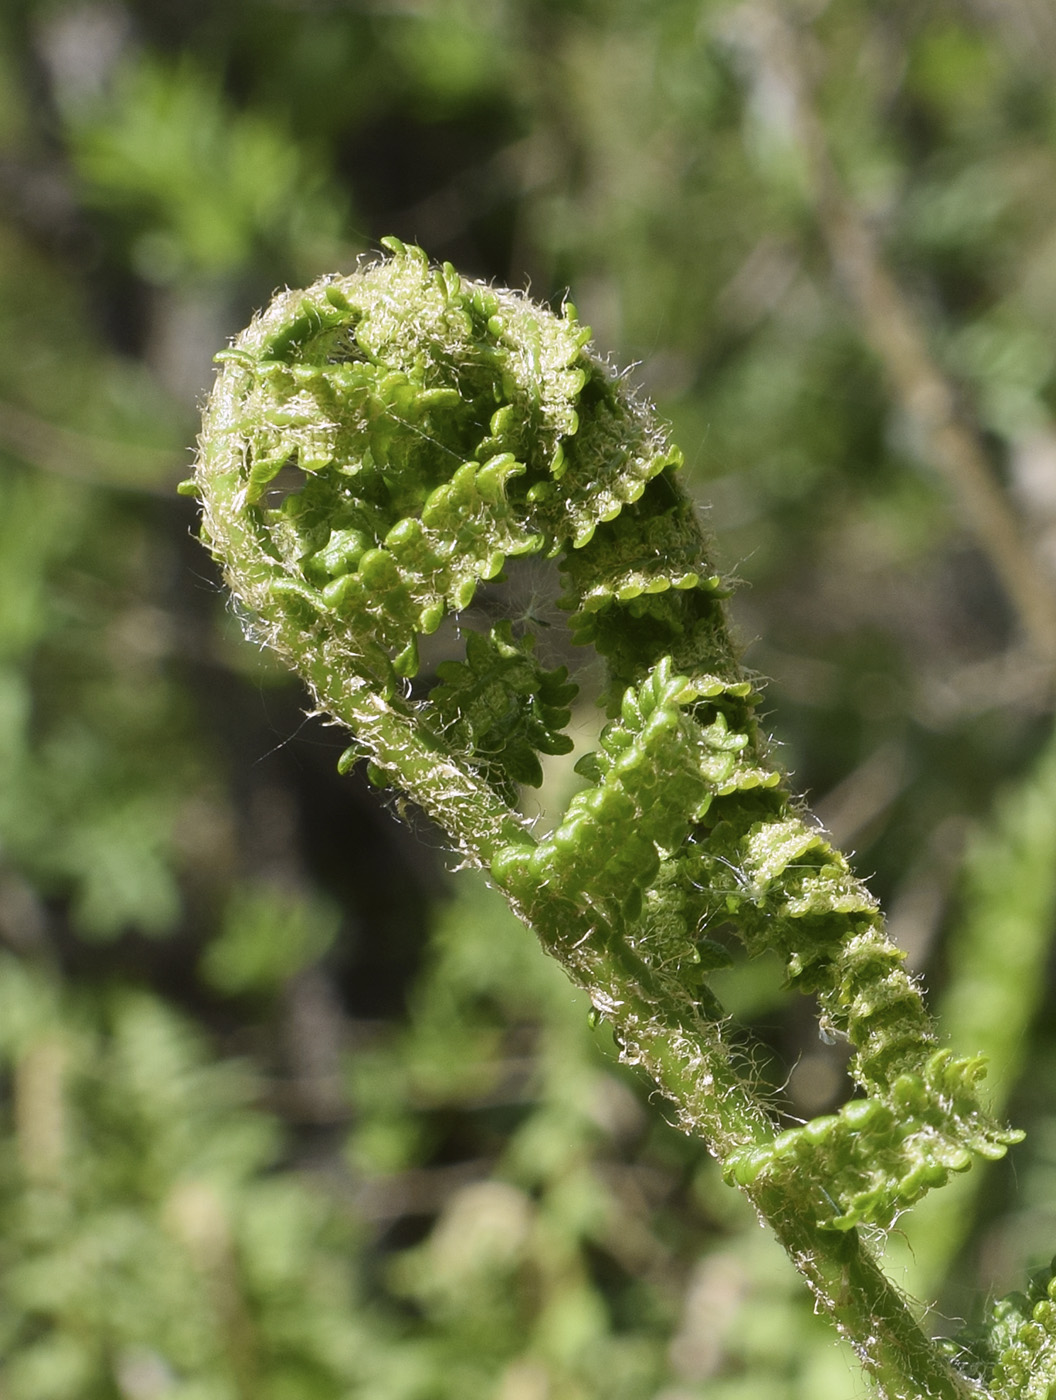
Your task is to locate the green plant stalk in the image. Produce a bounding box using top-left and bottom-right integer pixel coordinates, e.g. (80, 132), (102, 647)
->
(755, 1184), (977, 1400)
(188, 240), (1027, 1399)
(244, 667), (972, 1398)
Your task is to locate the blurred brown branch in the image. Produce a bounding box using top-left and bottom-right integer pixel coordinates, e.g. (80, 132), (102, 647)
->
(728, 2), (1056, 676)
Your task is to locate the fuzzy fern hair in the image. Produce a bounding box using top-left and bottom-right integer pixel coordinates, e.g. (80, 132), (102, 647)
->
(188, 238), (1033, 1400)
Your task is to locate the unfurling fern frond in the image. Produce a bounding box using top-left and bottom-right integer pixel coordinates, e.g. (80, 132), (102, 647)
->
(188, 238), (1030, 1400)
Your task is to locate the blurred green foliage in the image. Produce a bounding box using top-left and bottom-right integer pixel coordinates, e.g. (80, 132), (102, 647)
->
(0, 0), (1055, 1395)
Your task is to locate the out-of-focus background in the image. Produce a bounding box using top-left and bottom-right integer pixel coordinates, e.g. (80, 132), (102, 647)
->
(2, 1), (1056, 1396)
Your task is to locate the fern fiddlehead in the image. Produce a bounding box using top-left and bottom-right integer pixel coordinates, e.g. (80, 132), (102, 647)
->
(189, 239), (1028, 1399)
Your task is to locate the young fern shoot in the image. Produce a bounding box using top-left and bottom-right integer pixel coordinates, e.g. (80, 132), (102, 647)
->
(188, 240), (1037, 1400)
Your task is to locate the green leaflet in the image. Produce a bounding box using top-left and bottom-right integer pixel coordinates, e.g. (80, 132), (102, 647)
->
(193, 241), (1022, 1397)
(951, 1259), (1056, 1399)
(429, 622), (577, 800)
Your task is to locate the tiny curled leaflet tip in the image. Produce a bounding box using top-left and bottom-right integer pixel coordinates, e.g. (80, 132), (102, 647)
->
(190, 240), (1030, 1400)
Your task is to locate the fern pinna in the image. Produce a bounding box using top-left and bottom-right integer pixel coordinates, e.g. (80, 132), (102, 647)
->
(188, 239), (1036, 1400)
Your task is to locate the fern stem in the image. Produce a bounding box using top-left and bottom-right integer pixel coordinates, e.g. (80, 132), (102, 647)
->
(292, 661), (981, 1395)
(756, 1180), (979, 1400)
